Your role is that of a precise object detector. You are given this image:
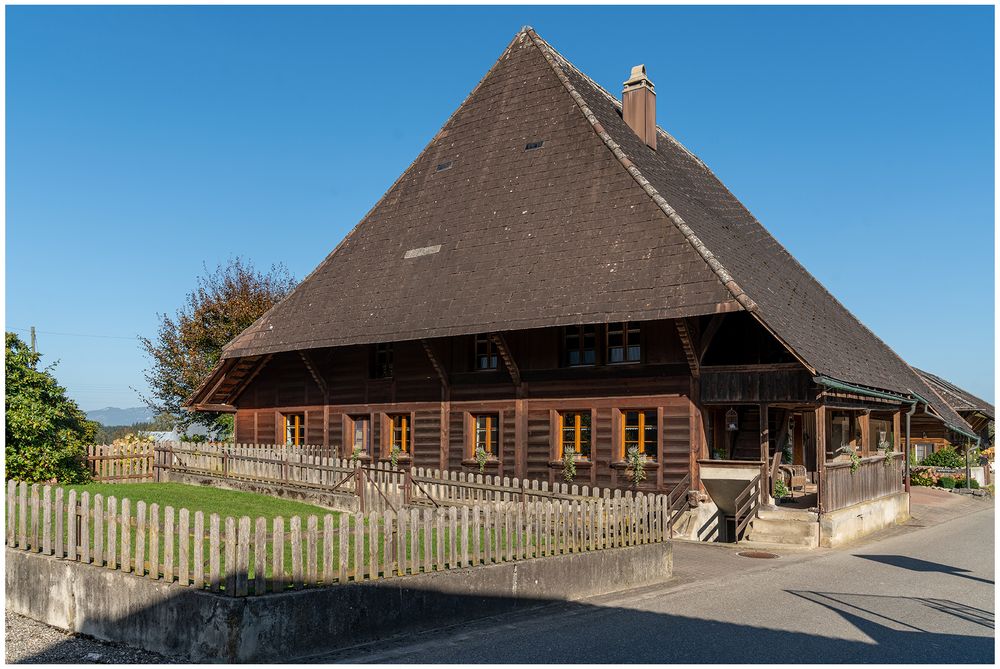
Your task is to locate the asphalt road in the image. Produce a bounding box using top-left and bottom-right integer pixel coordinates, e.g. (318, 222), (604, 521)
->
(319, 500), (994, 664)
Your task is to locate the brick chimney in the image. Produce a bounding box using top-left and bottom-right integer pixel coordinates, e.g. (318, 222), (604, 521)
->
(622, 64), (656, 150)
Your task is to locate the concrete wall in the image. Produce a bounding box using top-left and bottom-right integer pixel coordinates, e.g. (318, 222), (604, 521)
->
(7, 541), (672, 662)
(818, 492), (909, 548)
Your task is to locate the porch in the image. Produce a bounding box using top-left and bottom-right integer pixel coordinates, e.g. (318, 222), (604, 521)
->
(696, 369), (911, 545)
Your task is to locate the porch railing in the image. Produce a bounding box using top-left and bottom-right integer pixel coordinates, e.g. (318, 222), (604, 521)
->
(823, 453), (904, 513)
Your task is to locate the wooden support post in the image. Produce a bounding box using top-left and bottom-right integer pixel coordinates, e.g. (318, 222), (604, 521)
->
(892, 410), (901, 453)
(816, 405), (827, 514)
(859, 411), (871, 457)
(515, 399), (527, 479)
(759, 403), (769, 506)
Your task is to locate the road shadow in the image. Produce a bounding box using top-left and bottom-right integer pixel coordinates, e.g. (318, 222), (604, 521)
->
(854, 554), (995, 585)
(14, 584), (994, 664)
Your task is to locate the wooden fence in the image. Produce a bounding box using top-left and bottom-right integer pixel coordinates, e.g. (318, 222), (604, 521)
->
(5, 479), (669, 598)
(823, 453), (904, 512)
(87, 443), (158, 482)
(87, 442), (691, 526)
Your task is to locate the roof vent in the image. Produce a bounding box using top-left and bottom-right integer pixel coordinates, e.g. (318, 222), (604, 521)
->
(525, 140), (544, 151)
(622, 64), (656, 150)
(436, 161), (453, 172)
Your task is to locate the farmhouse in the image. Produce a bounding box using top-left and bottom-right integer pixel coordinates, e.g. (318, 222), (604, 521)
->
(188, 28), (978, 544)
(910, 368), (994, 460)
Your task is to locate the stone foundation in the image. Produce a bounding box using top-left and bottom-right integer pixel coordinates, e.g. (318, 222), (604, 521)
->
(818, 492), (910, 548)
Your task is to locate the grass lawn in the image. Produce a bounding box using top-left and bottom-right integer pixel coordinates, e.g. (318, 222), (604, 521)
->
(55, 482), (334, 520)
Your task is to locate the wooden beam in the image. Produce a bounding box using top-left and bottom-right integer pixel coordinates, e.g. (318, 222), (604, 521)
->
(489, 333), (522, 388)
(858, 411), (871, 456)
(299, 351), (329, 401)
(698, 314), (725, 362)
(816, 405), (827, 514)
(227, 354), (273, 405)
(190, 403), (237, 414)
(759, 402), (769, 506)
(201, 358), (237, 405)
(675, 319), (700, 379)
(420, 339), (449, 392)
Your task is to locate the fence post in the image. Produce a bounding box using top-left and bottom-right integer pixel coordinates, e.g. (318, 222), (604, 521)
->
(356, 467), (366, 514)
(404, 470), (413, 506)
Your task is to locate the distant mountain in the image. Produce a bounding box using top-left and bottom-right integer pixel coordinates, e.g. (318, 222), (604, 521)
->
(86, 406), (154, 426)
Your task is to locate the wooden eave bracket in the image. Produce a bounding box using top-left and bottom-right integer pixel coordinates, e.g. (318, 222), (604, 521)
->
(489, 333), (522, 387)
(226, 354), (273, 405)
(675, 319), (700, 379)
(698, 314), (724, 362)
(299, 351), (329, 398)
(421, 339), (449, 390)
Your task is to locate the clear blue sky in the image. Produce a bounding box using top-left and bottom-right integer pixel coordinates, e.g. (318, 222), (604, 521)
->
(6, 5), (994, 411)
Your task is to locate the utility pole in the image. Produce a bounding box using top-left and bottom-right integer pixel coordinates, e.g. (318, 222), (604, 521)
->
(30, 326), (36, 353)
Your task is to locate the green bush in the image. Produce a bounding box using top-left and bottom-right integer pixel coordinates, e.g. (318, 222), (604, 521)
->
(938, 476), (956, 489)
(6, 333), (95, 483)
(910, 469), (936, 487)
(921, 447), (964, 469)
(954, 478), (981, 490)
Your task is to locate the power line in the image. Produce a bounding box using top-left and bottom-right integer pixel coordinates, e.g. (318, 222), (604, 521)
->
(6, 326), (138, 341)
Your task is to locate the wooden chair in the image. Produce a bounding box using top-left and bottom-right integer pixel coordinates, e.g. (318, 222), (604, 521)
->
(778, 464), (807, 496)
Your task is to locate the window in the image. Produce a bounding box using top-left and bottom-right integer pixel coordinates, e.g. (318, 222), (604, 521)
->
(473, 414), (499, 456)
(623, 410), (657, 459)
(913, 442), (933, 463)
(564, 325), (597, 366)
(474, 334), (498, 370)
(373, 343), (393, 378)
(607, 322), (641, 363)
(283, 413), (305, 446)
(389, 414), (410, 453)
(349, 416), (371, 454)
(560, 411), (591, 458)
(831, 414), (852, 451)
(871, 418), (892, 450)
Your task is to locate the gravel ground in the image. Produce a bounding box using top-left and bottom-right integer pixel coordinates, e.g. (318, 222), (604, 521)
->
(5, 611), (176, 664)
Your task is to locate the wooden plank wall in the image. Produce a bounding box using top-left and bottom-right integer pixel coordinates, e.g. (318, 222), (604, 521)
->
(225, 320), (716, 495)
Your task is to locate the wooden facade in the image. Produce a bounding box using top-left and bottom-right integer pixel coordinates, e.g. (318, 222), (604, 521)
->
(220, 312), (916, 511)
(229, 318), (702, 494)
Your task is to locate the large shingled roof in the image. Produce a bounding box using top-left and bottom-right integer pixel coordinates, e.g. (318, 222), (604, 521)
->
(207, 28), (972, 433)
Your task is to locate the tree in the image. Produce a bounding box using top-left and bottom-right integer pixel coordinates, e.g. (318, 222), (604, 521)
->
(5, 333), (97, 482)
(140, 257), (296, 437)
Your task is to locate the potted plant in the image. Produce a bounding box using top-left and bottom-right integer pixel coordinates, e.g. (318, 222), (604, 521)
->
(562, 449), (576, 482)
(625, 446), (647, 486)
(836, 444), (861, 474)
(773, 478), (790, 504)
(475, 445), (489, 474)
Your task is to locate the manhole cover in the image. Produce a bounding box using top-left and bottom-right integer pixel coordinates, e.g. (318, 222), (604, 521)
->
(737, 550), (780, 559)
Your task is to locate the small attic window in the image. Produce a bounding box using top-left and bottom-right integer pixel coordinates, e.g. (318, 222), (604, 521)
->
(524, 141), (544, 151)
(436, 161), (453, 172)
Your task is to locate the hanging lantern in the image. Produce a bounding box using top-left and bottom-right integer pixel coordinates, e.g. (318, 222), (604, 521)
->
(725, 408), (739, 432)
